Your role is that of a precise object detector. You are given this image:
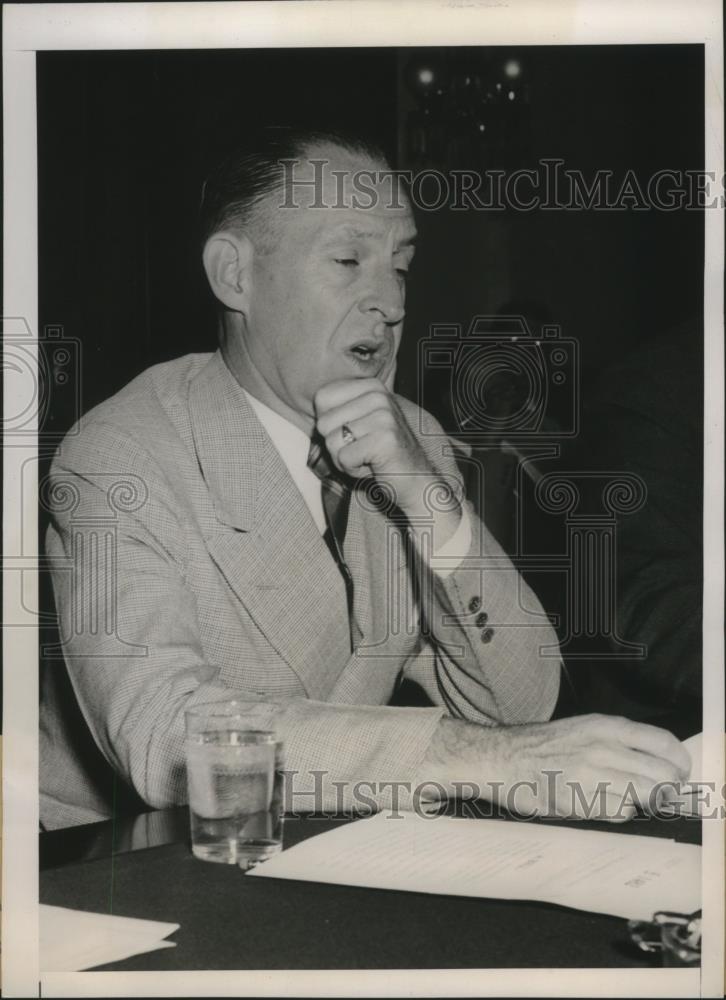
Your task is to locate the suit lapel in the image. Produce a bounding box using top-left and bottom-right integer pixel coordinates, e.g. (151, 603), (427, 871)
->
(189, 353), (351, 699)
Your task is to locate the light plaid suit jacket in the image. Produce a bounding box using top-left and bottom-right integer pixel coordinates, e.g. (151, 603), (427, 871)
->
(41, 351), (560, 828)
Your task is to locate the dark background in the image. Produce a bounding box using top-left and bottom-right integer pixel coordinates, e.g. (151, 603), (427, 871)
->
(38, 46), (704, 734)
(38, 46), (703, 429)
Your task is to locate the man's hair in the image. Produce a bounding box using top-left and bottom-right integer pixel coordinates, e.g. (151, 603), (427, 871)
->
(199, 125), (389, 249)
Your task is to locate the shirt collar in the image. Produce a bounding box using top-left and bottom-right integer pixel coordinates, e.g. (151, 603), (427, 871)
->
(242, 388), (312, 479)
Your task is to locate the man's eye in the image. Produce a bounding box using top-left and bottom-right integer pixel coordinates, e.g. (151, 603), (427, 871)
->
(334, 258), (358, 267)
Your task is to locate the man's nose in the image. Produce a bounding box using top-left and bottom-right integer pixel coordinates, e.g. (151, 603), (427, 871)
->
(357, 270), (405, 326)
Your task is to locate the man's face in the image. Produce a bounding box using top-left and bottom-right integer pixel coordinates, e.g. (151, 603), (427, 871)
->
(243, 146), (417, 420)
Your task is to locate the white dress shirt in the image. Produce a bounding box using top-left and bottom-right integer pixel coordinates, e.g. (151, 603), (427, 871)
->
(243, 389), (471, 577)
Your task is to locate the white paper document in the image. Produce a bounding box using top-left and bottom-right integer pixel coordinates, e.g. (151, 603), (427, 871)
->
(40, 904), (180, 971)
(248, 813), (700, 921)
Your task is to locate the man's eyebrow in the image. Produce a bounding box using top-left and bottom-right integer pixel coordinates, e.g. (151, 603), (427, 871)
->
(320, 224), (418, 244)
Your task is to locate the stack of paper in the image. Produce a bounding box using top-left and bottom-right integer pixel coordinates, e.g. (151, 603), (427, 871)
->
(40, 904), (179, 971)
(248, 812), (700, 921)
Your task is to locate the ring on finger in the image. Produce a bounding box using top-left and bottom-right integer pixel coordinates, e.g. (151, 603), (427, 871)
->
(341, 423), (355, 445)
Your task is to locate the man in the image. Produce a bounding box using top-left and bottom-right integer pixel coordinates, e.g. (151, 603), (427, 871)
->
(40, 127), (689, 829)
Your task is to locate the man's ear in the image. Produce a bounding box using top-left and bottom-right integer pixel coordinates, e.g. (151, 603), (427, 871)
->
(202, 232), (254, 313)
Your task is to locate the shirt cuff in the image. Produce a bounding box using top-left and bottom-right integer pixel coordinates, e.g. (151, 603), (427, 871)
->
(428, 506), (472, 579)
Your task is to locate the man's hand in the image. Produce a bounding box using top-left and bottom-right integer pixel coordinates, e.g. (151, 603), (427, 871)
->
(315, 378), (430, 497)
(314, 379), (461, 537)
(417, 714), (691, 822)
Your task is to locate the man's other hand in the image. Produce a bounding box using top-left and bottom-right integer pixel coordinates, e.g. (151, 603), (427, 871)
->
(418, 713), (691, 822)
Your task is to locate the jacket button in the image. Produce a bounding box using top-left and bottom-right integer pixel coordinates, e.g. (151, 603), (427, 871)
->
(475, 612), (488, 628)
(481, 627), (495, 643)
(468, 596), (481, 613)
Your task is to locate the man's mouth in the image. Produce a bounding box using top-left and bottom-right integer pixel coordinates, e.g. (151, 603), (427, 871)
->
(347, 339), (392, 368)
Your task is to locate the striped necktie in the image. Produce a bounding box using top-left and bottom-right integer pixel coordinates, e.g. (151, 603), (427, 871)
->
(307, 434), (357, 649)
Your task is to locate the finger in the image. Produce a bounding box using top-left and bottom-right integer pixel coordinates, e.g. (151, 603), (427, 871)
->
(335, 434), (381, 478)
(586, 716), (691, 778)
(314, 378), (385, 416)
(316, 390), (391, 438)
(537, 777), (636, 822)
(322, 413), (392, 471)
(586, 744), (683, 788)
(333, 410), (395, 449)
(326, 421), (363, 459)
(598, 793), (639, 824)
(594, 770), (666, 815)
(533, 755), (671, 820)
(623, 773), (670, 815)
(566, 790), (637, 823)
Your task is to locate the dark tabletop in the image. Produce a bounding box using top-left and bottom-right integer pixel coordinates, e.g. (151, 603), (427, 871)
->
(40, 806), (700, 971)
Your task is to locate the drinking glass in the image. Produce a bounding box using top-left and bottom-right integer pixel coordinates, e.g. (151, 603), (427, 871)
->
(185, 702), (283, 868)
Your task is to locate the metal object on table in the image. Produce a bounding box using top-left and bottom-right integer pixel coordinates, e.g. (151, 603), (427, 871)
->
(628, 909), (701, 966)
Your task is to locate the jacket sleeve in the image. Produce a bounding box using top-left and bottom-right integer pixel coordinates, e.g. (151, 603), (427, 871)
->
(45, 421), (445, 816)
(397, 403), (561, 725)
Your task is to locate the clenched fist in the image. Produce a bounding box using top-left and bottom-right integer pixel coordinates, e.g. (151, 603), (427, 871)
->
(314, 378), (458, 532)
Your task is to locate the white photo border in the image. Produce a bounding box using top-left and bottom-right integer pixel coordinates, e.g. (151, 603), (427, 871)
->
(3, 2), (723, 997)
